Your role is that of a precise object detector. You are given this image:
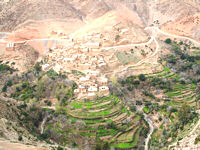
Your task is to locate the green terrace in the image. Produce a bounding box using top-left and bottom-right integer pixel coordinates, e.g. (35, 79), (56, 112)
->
(149, 66), (197, 107)
(64, 95), (147, 149)
(148, 66), (198, 149)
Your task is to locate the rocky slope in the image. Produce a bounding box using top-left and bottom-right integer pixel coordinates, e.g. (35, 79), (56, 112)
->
(0, 96), (50, 150)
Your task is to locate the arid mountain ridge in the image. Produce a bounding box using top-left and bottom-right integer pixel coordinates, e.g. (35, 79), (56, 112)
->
(0, 0), (200, 72)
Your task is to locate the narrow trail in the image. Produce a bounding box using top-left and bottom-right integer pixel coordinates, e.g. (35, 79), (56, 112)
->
(0, 36), (71, 44)
(1, 27), (200, 150)
(0, 26), (199, 46)
(144, 114), (154, 150)
(40, 113), (48, 134)
(102, 36), (154, 50)
(145, 26), (200, 45)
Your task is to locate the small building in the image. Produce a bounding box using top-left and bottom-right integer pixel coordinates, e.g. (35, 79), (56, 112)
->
(99, 86), (109, 96)
(88, 86), (98, 93)
(74, 89), (80, 95)
(98, 62), (106, 67)
(78, 85), (86, 93)
(86, 42), (100, 49)
(86, 70), (100, 79)
(42, 64), (51, 71)
(79, 63), (91, 70)
(88, 92), (96, 99)
(64, 57), (74, 63)
(121, 29), (128, 34)
(91, 56), (98, 62)
(98, 77), (108, 86)
(53, 65), (63, 73)
(80, 76), (89, 82)
(6, 43), (15, 51)
(81, 48), (89, 53)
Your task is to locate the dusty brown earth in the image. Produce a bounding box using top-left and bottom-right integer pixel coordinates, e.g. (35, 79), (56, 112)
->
(0, 0), (200, 71)
(162, 13), (200, 41)
(0, 140), (49, 150)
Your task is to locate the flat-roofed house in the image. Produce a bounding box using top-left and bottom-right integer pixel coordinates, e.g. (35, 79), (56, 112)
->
(80, 76), (89, 82)
(88, 86), (98, 94)
(88, 92), (96, 99)
(78, 85), (87, 95)
(79, 63), (91, 70)
(99, 86), (109, 96)
(42, 64), (51, 71)
(86, 42), (100, 50)
(98, 77), (108, 86)
(86, 70), (100, 79)
(74, 89), (80, 96)
(53, 65), (63, 73)
(6, 43), (15, 51)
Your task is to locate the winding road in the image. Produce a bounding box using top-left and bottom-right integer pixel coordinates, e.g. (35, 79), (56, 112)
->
(146, 26), (200, 46)
(144, 114), (154, 150)
(1, 27), (200, 150)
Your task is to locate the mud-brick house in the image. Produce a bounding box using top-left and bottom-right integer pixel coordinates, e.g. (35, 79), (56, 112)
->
(6, 43), (15, 51)
(42, 64), (51, 71)
(86, 70), (100, 79)
(99, 86), (109, 96)
(74, 89), (80, 96)
(86, 42), (101, 51)
(80, 76), (90, 82)
(98, 77), (108, 86)
(78, 85), (87, 94)
(88, 92), (96, 99)
(53, 64), (63, 73)
(88, 86), (98, 95)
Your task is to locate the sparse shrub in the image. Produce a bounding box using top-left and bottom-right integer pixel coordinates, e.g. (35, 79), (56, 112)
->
(2, 85), (7, 92)
(159, 116), (162, 121)
(57, 146), (63, 150)
(44, 100), (52, 106)
(136, 100), (142, 105)
(139, 74), (146, 81)
(168, 55), (177, 64)
(127, 85), (133, 91)
(129, 105), (136, 112)
(196, 69), (200, 75)
(7, 80), (12, 87)
(18, 136), (23, 141)
(34, 62), (41, 72)
(179, 41), (183, 45)
(115, 35), (120, 41)
(46, 69), (58, 80)
(0, 64), (13, 72)
(165, 38), (171, 44)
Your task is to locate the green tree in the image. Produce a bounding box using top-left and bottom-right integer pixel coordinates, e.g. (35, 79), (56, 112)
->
(139, 74), (146, 81)
(34, 62), (41, 72)
(2, 85), (7, 92)
(7, 80), (12, 87)
(57, 146), (63, 150)
(165, 38), (172, 44)
(178, 103), (192, 125)
(18, 136), (23, 141)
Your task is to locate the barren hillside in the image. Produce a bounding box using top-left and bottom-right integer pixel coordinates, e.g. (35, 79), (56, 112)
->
(162, 13), (200, 41)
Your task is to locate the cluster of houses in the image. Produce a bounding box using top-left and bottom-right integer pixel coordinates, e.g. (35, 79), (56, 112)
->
(42, 36), (110, 99)
(6, 42), (25, 51)
(74, 76), (109, 99)
(45, 41), (106, 73)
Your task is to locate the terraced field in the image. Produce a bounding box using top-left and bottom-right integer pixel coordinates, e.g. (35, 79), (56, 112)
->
(65, 95), (147, 149)
(148, 66), (198, 149)
(149, 67), (197, 107)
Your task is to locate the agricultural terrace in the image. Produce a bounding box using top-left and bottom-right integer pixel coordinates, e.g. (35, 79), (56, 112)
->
(148, 67), (199, 149)
(61, 95), (148, 149)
